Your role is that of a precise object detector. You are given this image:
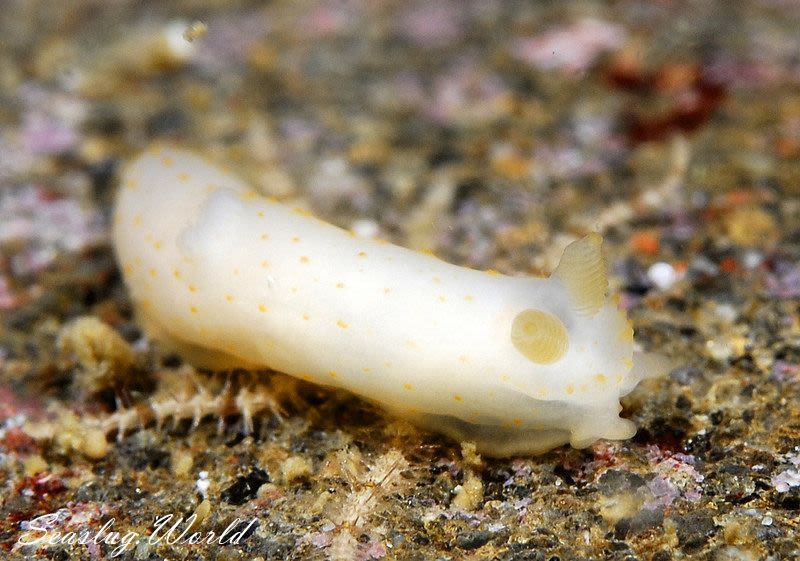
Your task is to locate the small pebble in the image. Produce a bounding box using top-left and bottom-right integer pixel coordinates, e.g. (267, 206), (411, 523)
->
(80, 427), (108, 460)
(23, 454), (49, 476)
(196, 471), (210, 496)
(351, 218), (380, 238)
(281, 455), (313, 483)
(647, 262), (678, 290)
(171, 449), (194, 479)
(451, 472), (484, 511)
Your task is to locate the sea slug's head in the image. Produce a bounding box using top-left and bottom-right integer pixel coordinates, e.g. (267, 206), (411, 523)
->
(510, 234), (645, 403)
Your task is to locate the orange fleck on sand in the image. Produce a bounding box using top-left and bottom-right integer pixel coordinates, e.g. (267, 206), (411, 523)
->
(630, 231), (660, 255)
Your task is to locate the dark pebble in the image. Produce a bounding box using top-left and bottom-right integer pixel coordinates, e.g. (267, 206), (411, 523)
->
(455, 529), (493, 550)
(673, 510), (717, 550)
(597, 470), (646, 495)
(221, 468), (270, 505)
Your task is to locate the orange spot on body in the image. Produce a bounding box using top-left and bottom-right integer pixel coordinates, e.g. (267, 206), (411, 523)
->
(190, 305), (199, 314)
(300, 256), (310, 264)
(357, 251), (367, 257)
(225, 294), (235, 302)
(161, 156), (174, 167)
(404, 383), (413, 391)
(453, 395), (463, 402)
(177, 172), (190, 183)
(258, 304), (268, 313)
(336, 319), (348, 329)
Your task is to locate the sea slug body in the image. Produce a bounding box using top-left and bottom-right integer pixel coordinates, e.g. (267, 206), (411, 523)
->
(113, 144), (662, 457)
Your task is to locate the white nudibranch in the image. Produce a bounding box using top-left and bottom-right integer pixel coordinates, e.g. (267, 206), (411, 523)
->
(113, 145), (665, 457)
